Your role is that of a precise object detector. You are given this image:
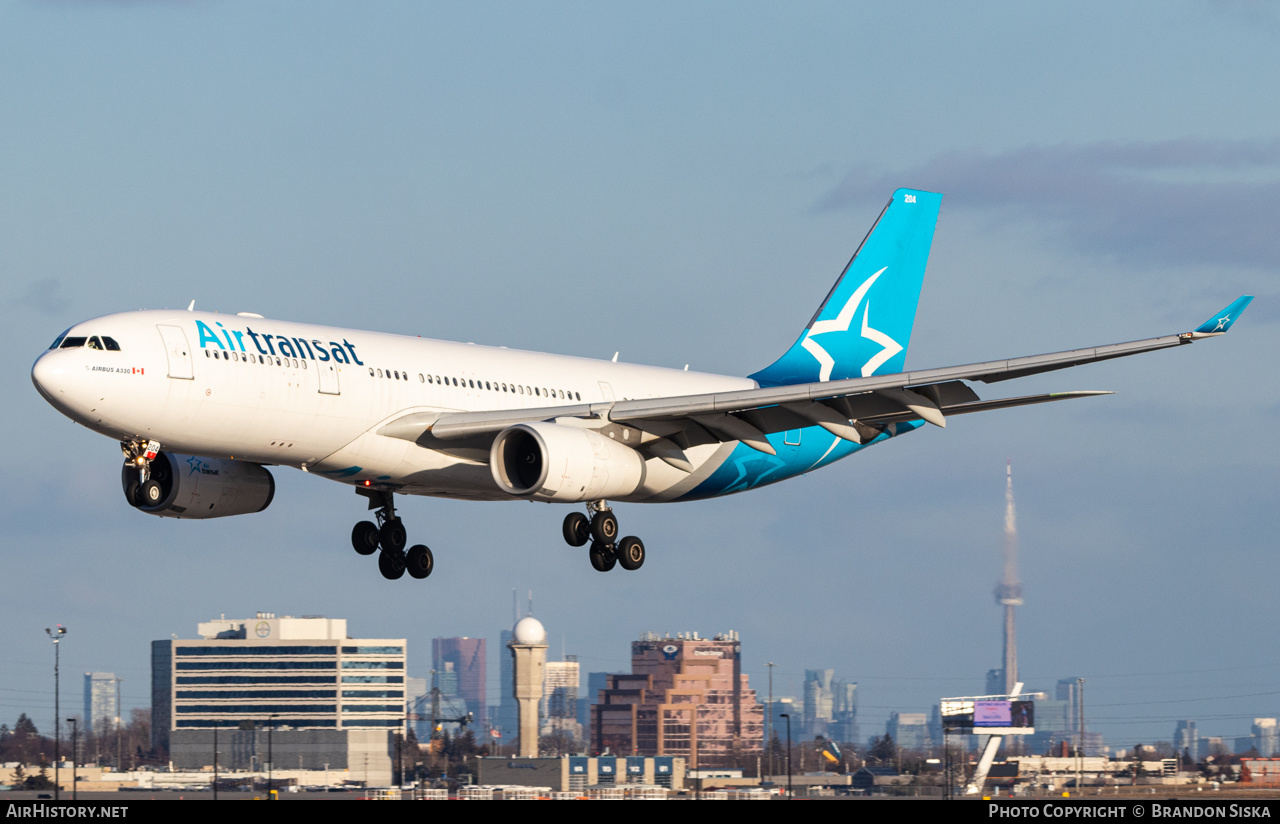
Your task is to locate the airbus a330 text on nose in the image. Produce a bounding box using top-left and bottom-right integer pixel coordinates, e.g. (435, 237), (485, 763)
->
(32, 190), (1252, 581)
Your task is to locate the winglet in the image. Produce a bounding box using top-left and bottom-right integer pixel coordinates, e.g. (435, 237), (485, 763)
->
(1193, 296), (1253, 335)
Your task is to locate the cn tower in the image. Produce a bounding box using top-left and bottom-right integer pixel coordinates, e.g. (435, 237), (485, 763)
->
(994, 461), (1023, 695)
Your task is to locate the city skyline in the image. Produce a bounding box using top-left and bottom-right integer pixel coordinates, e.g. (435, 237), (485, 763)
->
(9, 611), (1275, 758)
(3, 2), (1276, 753)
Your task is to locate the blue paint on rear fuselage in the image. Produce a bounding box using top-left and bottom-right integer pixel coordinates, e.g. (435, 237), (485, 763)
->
(677, 419), (925, 501)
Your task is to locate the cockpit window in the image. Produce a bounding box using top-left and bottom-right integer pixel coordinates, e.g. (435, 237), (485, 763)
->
(54, 333), (120, 351)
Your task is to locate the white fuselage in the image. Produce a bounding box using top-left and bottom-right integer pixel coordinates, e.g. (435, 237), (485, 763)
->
(32, 310), (755, 502)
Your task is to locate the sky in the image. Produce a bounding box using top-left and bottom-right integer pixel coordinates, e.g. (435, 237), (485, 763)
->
(2, 1), (1277, 751)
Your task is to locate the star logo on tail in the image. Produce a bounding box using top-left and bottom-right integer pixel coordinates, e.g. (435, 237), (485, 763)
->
(800, 267), (903, 380)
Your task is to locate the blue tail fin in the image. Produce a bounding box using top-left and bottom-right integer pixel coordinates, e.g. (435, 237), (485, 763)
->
(750, 188), (943, 387)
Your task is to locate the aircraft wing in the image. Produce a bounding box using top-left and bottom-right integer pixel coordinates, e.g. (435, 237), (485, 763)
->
(382, 297), (1251, 458)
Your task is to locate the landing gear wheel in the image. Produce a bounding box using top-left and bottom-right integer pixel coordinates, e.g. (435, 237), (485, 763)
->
(590, 511), (619, 544)
(352, 521), (380, 556)
(378, 549), (406, 580)
(563, 512), (590, 547)
(379, 519), (408, 553)
(139, 479), (164, 507)
(618, 536), (645, 571)
(406, 545), (434, 579)
(124, 478), (142, 508)
(589, 541), (617, 572)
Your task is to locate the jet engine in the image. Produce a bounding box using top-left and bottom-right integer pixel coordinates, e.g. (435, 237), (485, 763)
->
(121, 452), (275, 519)
(490, 422), (645, 503)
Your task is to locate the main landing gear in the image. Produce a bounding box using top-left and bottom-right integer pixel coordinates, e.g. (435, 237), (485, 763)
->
(562, 501), (645, 573)
(352, 488), (433, 581)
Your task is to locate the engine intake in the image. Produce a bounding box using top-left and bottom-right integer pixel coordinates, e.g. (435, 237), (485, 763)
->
(122, 452), (275, 519)
(490, 422), (644, 503)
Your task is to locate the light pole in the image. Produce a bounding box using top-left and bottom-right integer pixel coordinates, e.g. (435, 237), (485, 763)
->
(1076, 678), (1085, 791)
(267, 714), (278, 797)
(766, 662), (775, 779)
(66, 718), (78, 801)
(114, 677), (122, 773)
(780, 712), (792, 799)
(45, 625), (67, 801)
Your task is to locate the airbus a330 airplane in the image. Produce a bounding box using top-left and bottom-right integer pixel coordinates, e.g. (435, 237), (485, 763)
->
(31, 189), (1252, 581)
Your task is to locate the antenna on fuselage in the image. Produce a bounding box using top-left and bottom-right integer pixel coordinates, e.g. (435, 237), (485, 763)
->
(187, 300), (195, 311)
(612, 352), (619, 363)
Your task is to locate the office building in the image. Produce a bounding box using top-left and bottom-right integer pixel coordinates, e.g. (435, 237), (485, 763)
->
(543, 657), (581, 744)
(433, 637), (486, 728)
(1174, 720), (1199, 762)
(152, 612), (404, 783)
(1253, 718), (1279, 757)
(590, 631), (763, 768)
(801, 669), (858, 743)
(804, 669), (834, 737)
(83, 672), (118, 737)
(887, 712), (933, 752)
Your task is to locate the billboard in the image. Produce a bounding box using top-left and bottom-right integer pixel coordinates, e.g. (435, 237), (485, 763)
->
(941, 699), (1034, 732)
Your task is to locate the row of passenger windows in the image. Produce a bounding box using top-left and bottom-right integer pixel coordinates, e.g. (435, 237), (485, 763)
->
(53, 335), (121, 351)
(199, 345), (587, 403)
(206, 348), (307, 368)
(367, 366), (582, 401)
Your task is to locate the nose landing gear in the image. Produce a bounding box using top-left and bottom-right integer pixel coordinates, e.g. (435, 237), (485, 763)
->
(121, 439), (163, 508)
(352, 488), (433, 581)
(564, 502), (645, 572)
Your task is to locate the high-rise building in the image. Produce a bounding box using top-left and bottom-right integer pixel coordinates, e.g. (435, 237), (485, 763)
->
(151, 611), (405, 782)
(83, 672), (118, 737)
(543, 656), (581, 744)
(590, 631), (763, 768)
(763, 697), (797, 747)
(432, 637), (486, 728)
(406, 676), (430, 740)
(1253, 718), (1279, 757)
(823, 681), (858, 745)
(803, 669), (834, 737)
(1026, 696), (1071, 754)
(1174, 720), (1199, 761)
(887, 712), (933, 752)
(1056, 678), (1081, 732)
(585, 671), (610, 739)
(800, 669), (858, 743)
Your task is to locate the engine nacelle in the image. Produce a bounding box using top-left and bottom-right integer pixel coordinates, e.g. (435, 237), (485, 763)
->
(490, 422), (645, 503)
(122, 452), (275, 519)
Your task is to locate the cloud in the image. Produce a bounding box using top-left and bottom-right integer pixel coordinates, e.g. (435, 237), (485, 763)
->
(12, 279), (72, 316)
(818, 139), (1280, 272)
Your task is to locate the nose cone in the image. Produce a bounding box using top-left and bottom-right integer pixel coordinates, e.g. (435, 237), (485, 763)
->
(32, 351), (75, 415)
